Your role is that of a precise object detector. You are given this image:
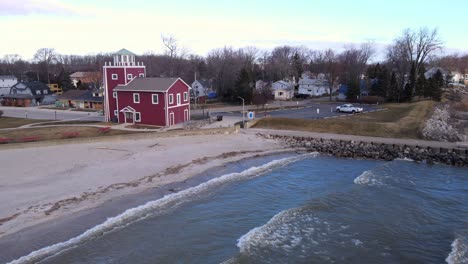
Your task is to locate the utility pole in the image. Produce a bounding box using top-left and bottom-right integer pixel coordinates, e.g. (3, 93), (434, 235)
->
(238, 96), (245, 128)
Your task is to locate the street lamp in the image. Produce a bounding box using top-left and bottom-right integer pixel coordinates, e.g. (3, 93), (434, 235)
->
(238, 96), (245, 128)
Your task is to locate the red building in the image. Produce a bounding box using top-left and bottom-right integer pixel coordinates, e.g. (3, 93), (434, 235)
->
(114, 77), (190, 126)
(103, 49), (146, 122)
(103, 49), (190, 126)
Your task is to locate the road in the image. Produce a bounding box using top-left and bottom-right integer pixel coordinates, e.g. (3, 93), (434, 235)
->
(0, 106), (104, 121)
(211, 103), (380, 120)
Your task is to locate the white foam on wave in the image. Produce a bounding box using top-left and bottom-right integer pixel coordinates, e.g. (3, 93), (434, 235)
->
(237, 208), (308, 254)
(446, 237), (468, 264)
(236, 206), (353, 259)
(353, 170), (383, 186)
(395, 157), (415, 162)
(8, 152), (318, 264)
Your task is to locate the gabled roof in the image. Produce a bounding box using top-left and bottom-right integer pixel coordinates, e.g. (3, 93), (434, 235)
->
(114, 48), (136, 56)
(70, 71), (100, 78)
(75, 90), (103, 102)
(11, 81), (50, 93)
(57, 89), (87, 100)
(114, 77), (183, 92)
(298, 78), (328, 86)
(120, 106), (136, 112)
(192, 79), (211, 88)
(0, 75), (17, 80)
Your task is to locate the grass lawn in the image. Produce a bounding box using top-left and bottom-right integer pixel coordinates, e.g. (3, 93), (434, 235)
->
(0, 126), (141, 143)
(30, 120), (108, 126)
(0, 117), (50, 129)
(252, 101), (434, 139)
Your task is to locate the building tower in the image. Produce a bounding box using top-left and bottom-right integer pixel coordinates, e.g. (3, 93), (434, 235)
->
(103, 49), (146, 122)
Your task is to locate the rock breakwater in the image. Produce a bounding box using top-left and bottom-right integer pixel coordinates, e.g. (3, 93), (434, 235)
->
(261, 134), (468, 167)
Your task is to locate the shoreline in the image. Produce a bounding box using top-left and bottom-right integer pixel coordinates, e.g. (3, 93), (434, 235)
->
(0, 132), (290, 240)
(0, 151), (299, 263)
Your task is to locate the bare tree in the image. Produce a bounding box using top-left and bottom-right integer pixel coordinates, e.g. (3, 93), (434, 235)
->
(310, 49), (341, 101)
(387, 28), (443, 100)
(339, 42), (375, 99)
(33, 48), (57, 84)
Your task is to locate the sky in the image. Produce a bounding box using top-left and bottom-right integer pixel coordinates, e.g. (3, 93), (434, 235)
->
(1, 0), (467, 61)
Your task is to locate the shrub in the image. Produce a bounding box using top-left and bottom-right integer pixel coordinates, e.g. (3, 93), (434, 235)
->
(0, 110), (3, 117)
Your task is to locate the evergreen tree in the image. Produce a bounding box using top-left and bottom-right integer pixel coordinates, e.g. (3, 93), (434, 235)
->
(415, 65), (426, 99)
(234, 68), (252, 103)
(407, 62), (416, 100)
(402, 82), (413, 102)
(346, 79), (360, 101)
(389, 71), (398, 102)
(292, 52), (303, 80)
(432, 70), (444, 101)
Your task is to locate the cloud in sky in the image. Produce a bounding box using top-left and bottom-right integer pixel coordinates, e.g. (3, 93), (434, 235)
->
(0, 0), (78, 16)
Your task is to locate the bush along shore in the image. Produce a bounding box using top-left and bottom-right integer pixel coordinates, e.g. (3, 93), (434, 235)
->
(261, 134), (468, 167)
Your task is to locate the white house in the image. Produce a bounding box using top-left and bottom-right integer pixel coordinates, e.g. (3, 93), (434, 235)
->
(298, 78), (329, 97)
(191, 79), (212, 98)
(0, 75), (18, 97)
(272, 80), (294, 92)
(274, 87), (294, 100)
(255, 80), (269, 91)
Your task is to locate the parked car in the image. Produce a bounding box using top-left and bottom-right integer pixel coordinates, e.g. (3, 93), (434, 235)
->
(336, 104), (363, 113)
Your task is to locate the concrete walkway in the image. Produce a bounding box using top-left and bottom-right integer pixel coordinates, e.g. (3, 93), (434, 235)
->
(243, 128), (468, 150)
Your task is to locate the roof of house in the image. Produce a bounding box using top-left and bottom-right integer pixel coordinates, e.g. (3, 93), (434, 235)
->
(114, 77), (181, 92)
(11, 81), (50, 93)
(75, 90), (103, 102)
(0, 75), (17, 80)
(272, 80), (291, 85)
(425, 67), (447, 79)
(2, 94), (41, 99)
(70, 71), (99, 78)
(114, 48), (136, 56)
(298, 78), (328, 86)
(193, 79), (211, 88)
(57, 90), (88, 100)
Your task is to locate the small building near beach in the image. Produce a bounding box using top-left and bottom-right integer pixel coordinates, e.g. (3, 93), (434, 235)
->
(103, 49), (190, 126)
(114, 77), (190, 126)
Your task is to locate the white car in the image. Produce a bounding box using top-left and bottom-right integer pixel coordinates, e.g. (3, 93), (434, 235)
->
(336, 104), (363, 113)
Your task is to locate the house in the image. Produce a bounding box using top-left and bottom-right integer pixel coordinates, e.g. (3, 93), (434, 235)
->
(103, 49), (190, 126)
(255, 80), (269, 91)
(57, 90), (87, 108)
(47, 84), (63, 95)
(103, 48), (146, 123)
(114, 77), (190, 126)
(191, 79), (213, 103)
(57, 88), (103, 109)
(0, 75), (18, 97)
(272, 80), (294, 93)
(274, 87), (294, 100)
(297, 78), (329, 97)
(1, 81), (55, 107)
(70, 71), (102, 88)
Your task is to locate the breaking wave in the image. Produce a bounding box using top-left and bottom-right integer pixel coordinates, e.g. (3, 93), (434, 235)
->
(236, 206), (361, 262)
(353, 170), (383, 186)
(446, 236), (468, 264)
(8, 153), (317, 264)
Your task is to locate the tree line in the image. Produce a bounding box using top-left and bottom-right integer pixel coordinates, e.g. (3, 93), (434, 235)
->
(0, 28), (464, 103)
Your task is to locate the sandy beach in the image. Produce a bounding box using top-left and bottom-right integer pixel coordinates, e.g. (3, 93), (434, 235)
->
(0, 132), (285, 239)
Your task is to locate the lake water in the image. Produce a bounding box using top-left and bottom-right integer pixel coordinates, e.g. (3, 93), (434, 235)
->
(9, 154), (468, 264)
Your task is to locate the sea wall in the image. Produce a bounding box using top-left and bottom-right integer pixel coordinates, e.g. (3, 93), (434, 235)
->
(262, 134), (468, 167)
